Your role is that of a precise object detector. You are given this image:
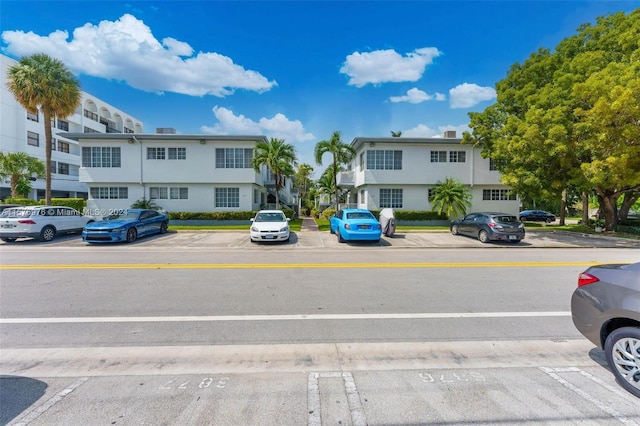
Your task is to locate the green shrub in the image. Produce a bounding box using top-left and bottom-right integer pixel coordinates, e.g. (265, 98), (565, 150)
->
(321, 208), (336, 220)
(3, 197), (86, 211)
(368, 210), (448, 221)
(167, 209), (296, 221)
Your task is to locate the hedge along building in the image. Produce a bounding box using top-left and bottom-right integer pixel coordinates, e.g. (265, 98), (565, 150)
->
(336, 131), (520, 218)
(63, 132), (297, 218)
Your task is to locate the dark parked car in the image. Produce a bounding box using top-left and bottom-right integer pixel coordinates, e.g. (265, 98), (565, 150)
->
(518, 210), (556, 223)
(571, 262), (640, 398)
(450, 212), (525, 243)
(82, 209), (169, 243)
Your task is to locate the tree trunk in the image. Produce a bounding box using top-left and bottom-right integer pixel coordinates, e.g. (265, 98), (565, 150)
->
(559, 188), (567, 226)
(597, 189), (619, 231)
(10, 175), (19, 198)
(581, 192), (589, 225)
(333, 158), (339, 211)
(618, 190), (639, 220)
(43, 110), (53, 205)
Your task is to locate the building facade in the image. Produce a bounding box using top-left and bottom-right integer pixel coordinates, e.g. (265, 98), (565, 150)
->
(64, 133), (296, 217)
(338, 133), (520, 217)
(0, 54), (143, 200)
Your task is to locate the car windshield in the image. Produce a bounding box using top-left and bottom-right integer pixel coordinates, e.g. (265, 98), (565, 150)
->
(0, 208), (33, 218)
(346, 212), (375, 220)
(494, 215), (518, 223)
(255, 212), (286, 222)
(106, 211), (140, 221)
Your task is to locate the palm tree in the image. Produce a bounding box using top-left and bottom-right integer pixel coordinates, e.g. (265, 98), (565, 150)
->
(0, 152), (45, 198)
(317, 168), (336, 208)
(294, 163), (314, 214)
(252, 138), (297, 209)
(6, 53), (81, 205)
(390, 131), (402, 137)
(429, 178), (472, 219)
(314, 131), (355, 210)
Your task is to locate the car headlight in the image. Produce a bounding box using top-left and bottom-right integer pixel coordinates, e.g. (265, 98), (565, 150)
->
(251, 226), (259, 232)
(112, 227), (125, 232)
(518, 223), (525, 229)
(280, 226), (289, 232)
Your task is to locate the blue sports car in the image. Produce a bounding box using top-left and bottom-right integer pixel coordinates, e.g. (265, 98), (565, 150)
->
(330, 208), (382, 243)
(82, 209), (169, 243)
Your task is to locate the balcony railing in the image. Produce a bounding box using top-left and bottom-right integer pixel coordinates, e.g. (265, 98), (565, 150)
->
(106, 126), (121, 133)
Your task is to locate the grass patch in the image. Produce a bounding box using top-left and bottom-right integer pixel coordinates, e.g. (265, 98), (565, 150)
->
(170, 219), (302, 232)
(315, 219), (331, 232)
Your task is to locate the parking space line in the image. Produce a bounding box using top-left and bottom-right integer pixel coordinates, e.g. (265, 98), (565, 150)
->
(12, 377), (89, 426)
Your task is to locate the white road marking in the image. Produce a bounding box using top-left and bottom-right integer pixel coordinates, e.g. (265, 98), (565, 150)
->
(540, 367), (639, 426)
(12, 377), (89, 426)
(0, 311), (571, 324)
(307, 372), (367, 426)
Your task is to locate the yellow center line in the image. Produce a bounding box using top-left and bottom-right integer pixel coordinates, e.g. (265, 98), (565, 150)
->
(0, 261), (599, 270)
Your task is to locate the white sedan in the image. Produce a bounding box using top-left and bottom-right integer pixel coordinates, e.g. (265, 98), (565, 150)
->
(250, 210), (290, 243)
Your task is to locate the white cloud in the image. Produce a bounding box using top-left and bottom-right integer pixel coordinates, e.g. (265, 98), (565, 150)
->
(449, 83), (496, 108)
(401, 124), (470, 138)
(201, 106), (315, 143)
(340, 47), (441, 87)
(1, 14), (276, 97)
(389, 87), (446, 104)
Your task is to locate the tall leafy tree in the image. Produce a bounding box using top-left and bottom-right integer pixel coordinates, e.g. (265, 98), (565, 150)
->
(317, 166), (336, 208)
(314, 131), (356, 211)
(464, 10), (640, 230)
(252, 138), (297, 209)
(429, 178), (472, 219)
(0, 152), (45, 198)
(294, 163), (314, 214)
(6, 54), (81, 205)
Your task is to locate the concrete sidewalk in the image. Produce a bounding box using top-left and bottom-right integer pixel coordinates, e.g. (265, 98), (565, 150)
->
(300, 216), (319, 232)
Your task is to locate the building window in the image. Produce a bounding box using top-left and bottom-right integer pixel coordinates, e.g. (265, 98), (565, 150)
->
(57, 120), (69, 131)
(27, 111), (39, 122)
(50, 161), (57, 174)
(57, 162), (70, 175)
(58, 141), (70, 153)
(359, 153), (365, 170)
(83, 110), (99, 121)
(147, 147), (166, 160)
(90, 187), (128, 199)
(124, 127), (134, 134)
(380, 188), (403, 208)
(366, 150), (402, 170)
(150, 187), (168, 199)
(215, 187), (240, 208)
(449, 151), (466, 163)
(82, 147), (121, 167)
(483, 189), (516, 201)
(170, 187), (188, 199)
(490, 158), (507, 171)
(83, 126), (100, 133)
(168, 147), (186, 160)
(27, 131), (39, 147)
(430, 151), (447, 163)
(215, 148), (253, 168)
(428, 188), (434, 200)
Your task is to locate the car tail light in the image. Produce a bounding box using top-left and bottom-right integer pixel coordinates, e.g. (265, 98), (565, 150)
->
(578, 272), (600, 287)
(344, 224), (351, 230)
(18, 220), (36, 224)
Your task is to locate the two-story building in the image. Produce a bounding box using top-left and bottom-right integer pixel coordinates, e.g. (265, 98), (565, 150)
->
(64, 133), (296, 216)
(1, 54), (143, 200)
(338, 131), (519, 216)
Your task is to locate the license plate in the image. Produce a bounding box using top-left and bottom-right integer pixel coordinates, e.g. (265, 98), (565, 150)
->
(358, 225), (370, 230)
(263, 235), (276, 239)
(2, 224), (15, 229)
(509, 235), (518, 240)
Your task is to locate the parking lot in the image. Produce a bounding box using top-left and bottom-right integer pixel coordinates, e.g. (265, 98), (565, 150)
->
(2, 229), (639, 249)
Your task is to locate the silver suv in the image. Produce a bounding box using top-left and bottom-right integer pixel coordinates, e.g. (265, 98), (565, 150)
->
(0, 206), (94, 242)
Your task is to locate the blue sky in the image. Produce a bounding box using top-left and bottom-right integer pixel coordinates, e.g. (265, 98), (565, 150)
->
(2, 1), (637, 177)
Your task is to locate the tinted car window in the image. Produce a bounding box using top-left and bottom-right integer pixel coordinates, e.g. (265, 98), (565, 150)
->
(494, 215), (518, 223)
(347, 212), (375, 220)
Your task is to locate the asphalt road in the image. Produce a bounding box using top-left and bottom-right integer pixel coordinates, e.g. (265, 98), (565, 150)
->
(1, 230), (639, 425)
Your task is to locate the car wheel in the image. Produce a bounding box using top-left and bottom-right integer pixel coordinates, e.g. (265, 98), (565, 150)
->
(546, 218), (554, 223)
(1, 237), (16, 242)
(160, 221), (168, 234)
(451, 225), (459, 235)
(329, 225), (335, 234)
(478, 230), (489, 243)
(337, 230), (345, 243)
(39, 226), (56, 242)
(126, 228), (137, 243)
(604, 326), (640, 398)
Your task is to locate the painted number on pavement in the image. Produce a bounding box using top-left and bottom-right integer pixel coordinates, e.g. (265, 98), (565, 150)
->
(419, 371), (486, 383)
(159, 377), (229, 390)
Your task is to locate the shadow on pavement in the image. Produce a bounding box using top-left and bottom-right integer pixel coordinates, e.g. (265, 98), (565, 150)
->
(0, 375), (48, 425)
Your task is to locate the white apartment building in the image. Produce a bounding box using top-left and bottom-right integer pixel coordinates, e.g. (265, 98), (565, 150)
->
(338, 132), (520, 217)
(64, 133), (296, 216)
(0, 54), (143, 200)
